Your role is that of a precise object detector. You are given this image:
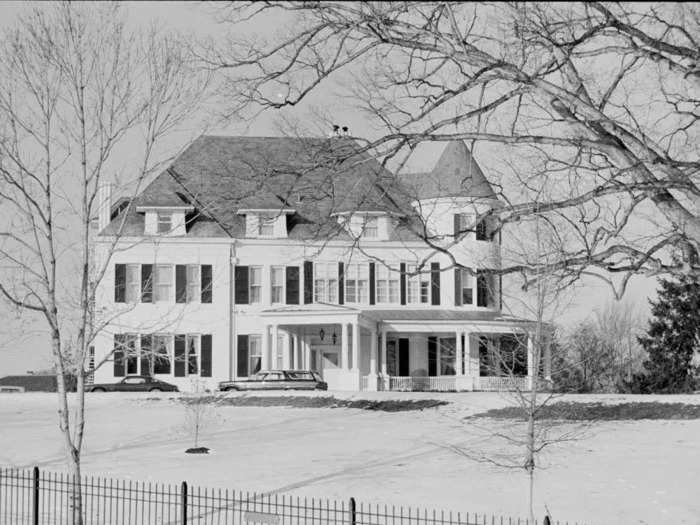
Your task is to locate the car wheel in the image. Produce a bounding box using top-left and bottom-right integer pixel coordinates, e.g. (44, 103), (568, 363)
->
(149, 388), (162, 392)
(91, 388), (106, 393)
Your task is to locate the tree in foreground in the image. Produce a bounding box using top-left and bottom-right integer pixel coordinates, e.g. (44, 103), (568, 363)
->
(631, 273), (700, 393)
(0, 4), (208, 522)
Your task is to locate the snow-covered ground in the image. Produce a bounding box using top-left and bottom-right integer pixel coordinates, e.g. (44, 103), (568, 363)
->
(1, 391), (699, 525)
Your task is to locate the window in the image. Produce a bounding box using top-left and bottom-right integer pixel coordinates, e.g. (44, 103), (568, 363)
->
(345, 263), (369, 304)
(248, 335), (262, 376)
(363, 216), (378, 238)
(406, 265), (430, 304)
(155, 265), (172, 302)
(153, 335), (171, 374)
(461, 268), (474, 305)
(186, 265), (200, 303)
(157, 213), (172, 234)
(125, 334), (138, 375)
(376, 264), (399, 303)
(271, 266), (284, 304)
(186, 335), (199, 375)
(249, 266), (262, 303)
(314, 263), (337, 303)
(476, 219), (487, 241)
(258, 214), (275, 236)
(125, 264), (140, 303)
(439, 338), (456, 375)
(477, 272), (493, 307)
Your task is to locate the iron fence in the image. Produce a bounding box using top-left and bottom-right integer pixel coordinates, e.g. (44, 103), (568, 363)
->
(0, 466), (583, 525)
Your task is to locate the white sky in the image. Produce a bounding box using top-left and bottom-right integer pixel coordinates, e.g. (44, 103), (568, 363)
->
(0, 2), (658, 375)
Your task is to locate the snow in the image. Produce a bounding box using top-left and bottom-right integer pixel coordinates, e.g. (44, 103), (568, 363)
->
(1, 391), (699, 524)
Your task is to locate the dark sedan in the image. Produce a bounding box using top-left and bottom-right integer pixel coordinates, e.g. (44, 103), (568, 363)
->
(218, 370), (327, 391)
(87, 375), (179, 392)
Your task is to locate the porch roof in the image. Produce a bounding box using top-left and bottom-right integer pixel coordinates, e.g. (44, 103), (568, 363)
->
(367, 309), (533, 324)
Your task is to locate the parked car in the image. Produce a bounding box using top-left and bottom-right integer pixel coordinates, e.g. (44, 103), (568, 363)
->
(218, 370), (328, 391)
(87, 375), (179, 392)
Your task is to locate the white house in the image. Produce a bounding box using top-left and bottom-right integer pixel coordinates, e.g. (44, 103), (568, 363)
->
(92, 136), (547, 392)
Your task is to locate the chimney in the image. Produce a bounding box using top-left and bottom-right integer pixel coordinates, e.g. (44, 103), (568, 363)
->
(342, 126), (349, 136)
(97, 183), (112, 232)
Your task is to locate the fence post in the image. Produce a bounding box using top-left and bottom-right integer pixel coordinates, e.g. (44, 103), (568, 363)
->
(349, 497), (356, 525)
(32, 466), (39, 525)
(181, 481), (188, 525)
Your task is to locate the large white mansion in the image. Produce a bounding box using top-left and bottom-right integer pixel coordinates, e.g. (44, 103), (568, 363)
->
(92, 136), (545, 392)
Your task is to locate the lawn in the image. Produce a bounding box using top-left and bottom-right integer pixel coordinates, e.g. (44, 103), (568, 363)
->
(1, 391), (698, 525)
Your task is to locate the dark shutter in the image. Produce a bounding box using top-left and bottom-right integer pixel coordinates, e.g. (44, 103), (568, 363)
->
(237, 335), (249, 377)
(174, 335), (186, 377)
(369, 263), (376, 305)
(234, 266), (249, 304)
(201, 265), (212, 303)
(399, 263), (406, 305)
(140, 335), (153, 376)
(201, 334), (212, 377)
(477, 271), (488, 307)
(175, 265), (187, 303)
(476, 219), (487, 241)
(114, 264), (126, 303)
(454, 267), (462, 306)
(113, 334), (126, 377)
(430, 262), (441, 305)
(286, 266), (300, 304)
(141, 264), (153, 303)
(453, 214), (461, 239)
(303, 261), (313, 304)
(338, 262), (344, 305)
(428, 337), (437, 376)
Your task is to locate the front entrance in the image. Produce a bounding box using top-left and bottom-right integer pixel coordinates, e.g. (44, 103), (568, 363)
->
(398, 338), (410, 376)
(311, 344), (340, 379)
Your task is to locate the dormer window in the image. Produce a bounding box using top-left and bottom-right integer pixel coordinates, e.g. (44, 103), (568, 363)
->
(157, 212), (172, 234)
(258, 214), (275, 236)
(363, 216), (378, 238)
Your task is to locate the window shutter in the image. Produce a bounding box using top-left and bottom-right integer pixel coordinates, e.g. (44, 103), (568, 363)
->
(113, 334), (126, 377)
(303, 261), (314, 304)
(428, 337), (437, 376)
(234, 266), (249, 304)
(174, 335), (186, 377)
(369, 262), (376, 305)
(141, 264), (153, 303)
(453, 214), (461, 239)
(114, 264), (126, 303)
(430, 262), (441, 305)
(399, 263), (406, 305)
(200, 335), (212, 377)
(140, 335), (153, 376)
(477, 271), (488, 307)
(338, 262), (344, 305)
(175, 265), (187, 303)
(454, 267), (462, 306)
(237, 335), (249, 377)
(201, 265), (213, 303)
(286, 266), (300, 305)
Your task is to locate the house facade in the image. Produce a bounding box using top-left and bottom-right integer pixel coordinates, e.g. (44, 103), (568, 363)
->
(92, 136), (547, 392)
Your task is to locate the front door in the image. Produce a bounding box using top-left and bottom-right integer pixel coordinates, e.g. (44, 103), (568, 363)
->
(398, 338), (410, 376)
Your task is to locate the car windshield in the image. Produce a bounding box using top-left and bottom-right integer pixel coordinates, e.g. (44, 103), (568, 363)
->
(288, 371), (314, 380)
(311, 372), (323, 382)
(251, 372), (267, 380)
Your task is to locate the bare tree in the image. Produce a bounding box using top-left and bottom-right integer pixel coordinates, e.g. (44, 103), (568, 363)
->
(206, 2), (699, 293)
(0, 4), (209, 522)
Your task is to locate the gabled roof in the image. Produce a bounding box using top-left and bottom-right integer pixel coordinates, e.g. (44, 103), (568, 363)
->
(401, 141), (498, 200)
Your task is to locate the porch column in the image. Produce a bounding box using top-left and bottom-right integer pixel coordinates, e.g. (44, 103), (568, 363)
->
(281, 331), (291, 369)
(456, 331), (464, 376)
(304, 335), (311, 370)
(293, 332), (300, 370)
(261, 325), (270, 370)
(436, 338), (442, 376)
(527, 332), (534, 390)
(380, 327), (388, 391)
(341, 323), (349, 369)
(351, 319), (360, 370)
(368, 327), (378, 391)
(271, 324), (279, 369)
(544, 338), (552, 382)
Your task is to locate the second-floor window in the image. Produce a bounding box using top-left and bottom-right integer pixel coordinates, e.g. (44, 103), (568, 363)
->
(314, 263), (337, 303)
(271, 266), (284, 304)
(460, 268), (474, 305)
(406, 265), (430, 304)
(376, 264), (399, 303)
(157, 212), (172, 234)
(125, 264), (140, 303)
(249, 266), (262, 303)
(345, 263), (369, 303)
(186, 265), (200, 302)
(155, 265), (172, 302)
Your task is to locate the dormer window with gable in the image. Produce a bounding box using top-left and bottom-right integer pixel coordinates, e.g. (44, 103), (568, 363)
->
(258, 214), (275, 237)
(363, 216), (378, 238)
(157, 212), (172, 234)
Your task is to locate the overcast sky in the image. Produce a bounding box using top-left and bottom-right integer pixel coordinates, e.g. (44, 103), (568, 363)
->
(0, 2), (658, 375)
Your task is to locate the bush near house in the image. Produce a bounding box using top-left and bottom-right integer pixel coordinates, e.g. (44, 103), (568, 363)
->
(0, 374), (77, 392)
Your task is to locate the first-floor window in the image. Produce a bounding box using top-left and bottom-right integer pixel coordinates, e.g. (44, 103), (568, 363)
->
(314, 263), (337, 303)
(345, 263), (369, 304)
(271, 266), (284, 304)
(125, 334), (138, 375)
(155, 265), (172, 302)
(187, 335), (199, 375)
(249, 266), (262, 303)
(439, 338), (456, 375)
(249, 335), (262, 375)
(153, 335), (171, 374)
(406, 265), (430, 304)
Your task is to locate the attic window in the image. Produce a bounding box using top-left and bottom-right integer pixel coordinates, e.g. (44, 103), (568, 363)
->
(157, 212), (172, 234)
(258, 214), (275, 236)
(363, 216), (378, 238)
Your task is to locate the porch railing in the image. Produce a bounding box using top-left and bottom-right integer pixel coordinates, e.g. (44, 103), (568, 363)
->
(359, 375), (531, 392)
(387, 376), (457, 392)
